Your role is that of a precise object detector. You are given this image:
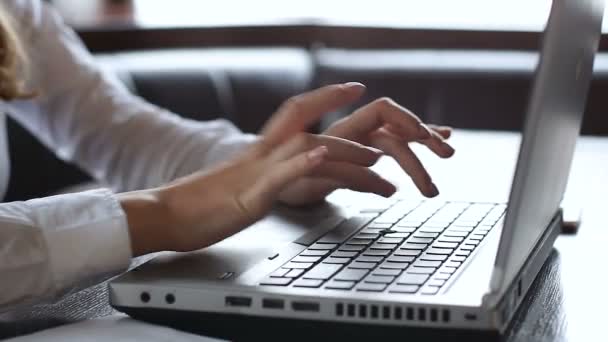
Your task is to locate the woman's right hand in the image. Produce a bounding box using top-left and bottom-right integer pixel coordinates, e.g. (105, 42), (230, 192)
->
(119, 83), (385, 256)
(118, 82), (452, 257)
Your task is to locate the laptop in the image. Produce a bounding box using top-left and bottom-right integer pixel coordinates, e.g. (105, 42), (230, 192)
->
(109, 0), (605, 337)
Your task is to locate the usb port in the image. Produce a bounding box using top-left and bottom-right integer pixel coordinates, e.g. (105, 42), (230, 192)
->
(262, 298), (284, 309)
(292, 301), (320, 312)
(225, 296), (252, 307)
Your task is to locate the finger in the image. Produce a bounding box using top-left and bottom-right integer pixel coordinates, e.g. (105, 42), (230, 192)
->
(261, 146), (329, 196)
(371, 131), (439, 197)
(383, 124), (455, 159)
(311, 161), (396, 197)
(418, 130), (455, 158)
(428, 125), (452, 139)
(268, 132), (381, 167)
(326, 97), (431, 142)
(261, 83), (366, 146)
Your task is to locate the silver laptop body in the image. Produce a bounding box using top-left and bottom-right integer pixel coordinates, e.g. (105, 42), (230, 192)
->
(110, 0), (604, 334)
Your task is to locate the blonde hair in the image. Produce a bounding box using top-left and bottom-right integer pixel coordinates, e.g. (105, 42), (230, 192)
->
(0, 6), (32, 101)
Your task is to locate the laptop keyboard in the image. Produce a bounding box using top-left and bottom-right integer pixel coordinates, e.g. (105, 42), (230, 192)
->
(260, 199), (506, 295)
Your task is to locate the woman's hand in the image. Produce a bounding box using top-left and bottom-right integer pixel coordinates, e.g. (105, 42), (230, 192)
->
(120, 83), (376, 256)
(119, 83), (454, 256)
(278, 96), (455, 206)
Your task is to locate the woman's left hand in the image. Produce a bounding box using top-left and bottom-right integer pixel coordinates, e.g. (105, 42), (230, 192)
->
(278, 92), (455, 206)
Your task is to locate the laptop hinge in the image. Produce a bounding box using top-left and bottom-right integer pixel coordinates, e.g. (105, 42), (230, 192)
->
(481, 210), (562, 330)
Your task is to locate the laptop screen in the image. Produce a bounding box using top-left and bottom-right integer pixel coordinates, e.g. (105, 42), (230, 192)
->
(491, 0), (605, 297)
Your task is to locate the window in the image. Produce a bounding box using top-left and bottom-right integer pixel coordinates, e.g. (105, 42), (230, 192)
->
(55, 0), (608, 32)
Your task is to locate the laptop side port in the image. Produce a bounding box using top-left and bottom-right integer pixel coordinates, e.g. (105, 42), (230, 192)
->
(225, 296), (252, 307)
(291, 301), (320, 312)
(262, 298), (284, 309)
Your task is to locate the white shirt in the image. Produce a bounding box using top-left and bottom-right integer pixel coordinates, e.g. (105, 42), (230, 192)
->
(0, 0), (255, 311)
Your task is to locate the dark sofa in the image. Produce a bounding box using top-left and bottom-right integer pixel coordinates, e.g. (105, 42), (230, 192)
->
(7, 48), (608, 201)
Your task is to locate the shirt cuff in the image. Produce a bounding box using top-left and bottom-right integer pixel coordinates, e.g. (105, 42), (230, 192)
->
(26, 188), (132, 292)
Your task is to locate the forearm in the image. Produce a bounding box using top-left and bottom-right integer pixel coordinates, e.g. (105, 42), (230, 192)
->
(0, 190), (131, 311)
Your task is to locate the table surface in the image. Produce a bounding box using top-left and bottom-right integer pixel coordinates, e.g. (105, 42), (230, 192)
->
(1, 129), (607, 341)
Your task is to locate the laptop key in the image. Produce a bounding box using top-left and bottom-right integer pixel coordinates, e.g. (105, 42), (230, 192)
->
(460, 244), (476, 251)
(407, 237), (434, 244)
(420, 286), (441, 295)
(444, 261), (462, 268)
(384, 232), (410, 239)
(468, 234), (485, 241)
(285, 269), (305, 278)
(400, 243), (427, 250)
(414, 232), (439, 238)
(325, 280), (356, 290)
(380, 261), (410, 270)
(291, 256), (322, 263)
(363, 249), (391, 256)
(372, 268), (401, 277)
(465, 239), (481, 246)
(356, 283), (387, 292)
(443, 230), (469, 237)
(370, 243), (398, 250)
(349, 262), (378, 270)
(386, 256), (415, 263)
(260, 277), (292, 286)
(438, 236), (464, 243)
(364, 275), (396, 284)
(407, 267), (436, 274)
(300, 249), (330, 257)
(450, 255), (466, 262)
(355, 233), (380, 240)
(270, 268), (290, 277)
(390, 285), (420, 294)
(393, 227), (417, 233)
(428, 279), (446, 287)
(412, 260), (442, 268)
(309, 243), (337, 250)
(378, 237), (404, 244)
(323, 257), (351, 264)
(347, 238), (374, 246)
(292, 279), (324, 288)
(283, 262), (314, 269)
(393, 249), (421, 257)
(334, 268), (368, 281)
(396, 273), (429, 285)
(455, 250), (471, 257)
(330, 251), (358, 258)
(420, 253), (448, 261)
(356, 256), (384, 263)
(426, 247), (453, 255)
(434, 273), (451, 280)
(448, 226), (475, 232)
(339, 244), (366, 252)
(432, 242), (459, 249)
(439, 266), (457, 274)
(419, 226), (445, 233)
(303, 263), (342, 280)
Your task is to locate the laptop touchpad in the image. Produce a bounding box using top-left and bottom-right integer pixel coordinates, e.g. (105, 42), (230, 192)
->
(131, 205), (342, 283)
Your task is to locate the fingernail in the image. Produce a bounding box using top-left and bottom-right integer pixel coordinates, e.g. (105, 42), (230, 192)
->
(343, 82), (366, 90)
(442, 142), (455, 156)
(418, 123), (432, 139)
(307, 146), (328, 164)
(382, 184), (398, 198)
(428, 183), (440, 197)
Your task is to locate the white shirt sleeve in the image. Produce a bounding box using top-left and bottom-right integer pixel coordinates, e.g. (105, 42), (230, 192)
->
(0, 0), (257, 311)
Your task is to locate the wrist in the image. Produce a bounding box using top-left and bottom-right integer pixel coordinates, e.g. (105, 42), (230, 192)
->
(118, 189), (169, 257)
